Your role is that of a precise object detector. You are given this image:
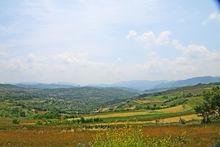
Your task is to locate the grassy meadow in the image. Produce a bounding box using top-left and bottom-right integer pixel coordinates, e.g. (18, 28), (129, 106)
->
(0, 122), (220, 146)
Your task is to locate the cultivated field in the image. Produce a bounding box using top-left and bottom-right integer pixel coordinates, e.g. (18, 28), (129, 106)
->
(0, 83), (219, 146)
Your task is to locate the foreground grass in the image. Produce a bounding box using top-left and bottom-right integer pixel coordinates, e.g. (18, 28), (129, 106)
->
(93, 128), (186, 147)
(0, 123), (220, 146)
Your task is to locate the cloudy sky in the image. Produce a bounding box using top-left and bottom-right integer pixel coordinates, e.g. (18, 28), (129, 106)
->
(0, 0), (220, 84)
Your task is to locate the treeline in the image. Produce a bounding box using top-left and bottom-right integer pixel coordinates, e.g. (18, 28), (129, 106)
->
(35, 117), (103, 126)
(195, 86), (220, 123)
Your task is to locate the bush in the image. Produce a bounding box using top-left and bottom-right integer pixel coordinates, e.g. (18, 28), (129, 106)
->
(179, 117), (186, 124)
(33, 111), (61, 119)
(12, 119), (20, 124)
(35, 120), (43, 126)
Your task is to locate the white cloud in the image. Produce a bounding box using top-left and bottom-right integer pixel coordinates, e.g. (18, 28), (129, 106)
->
(171, 39), (184, 50)
(182, 44), (209, 58)
(126, 30), (137, 39)
(0, 51), (122, 84)
(208, 11), (220, 22)
(156, 31), (171, 45)
(0, 45), (220, 83)
(202, 11), (220, 25)
(126, 30), (220, 80)
(126, 30), (171, 48)
(134, 51), (220, 80)
(0, 1), (219, 83)
(2, 29), (219, 83)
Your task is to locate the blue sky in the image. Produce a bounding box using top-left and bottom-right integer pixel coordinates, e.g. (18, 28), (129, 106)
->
(0, 0), (220, 84)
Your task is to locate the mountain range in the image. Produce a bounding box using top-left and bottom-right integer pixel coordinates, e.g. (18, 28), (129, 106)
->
(9, 76), (220, 91)
(108, 76), (220, 91)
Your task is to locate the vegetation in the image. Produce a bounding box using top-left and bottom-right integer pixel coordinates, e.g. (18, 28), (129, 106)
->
(0, 85), (138, 116)
(101, 83), (216, 112)
(195, 86), (220, 123)
(93, 129), (147, 146)
(0, 83), (220, 146)
(93, 128), (187, 147)
(0, 124), (220, 146)
(12, 119), (20, 124)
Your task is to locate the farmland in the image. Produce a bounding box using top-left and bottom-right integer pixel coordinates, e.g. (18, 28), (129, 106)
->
(0, 83), (220, 146)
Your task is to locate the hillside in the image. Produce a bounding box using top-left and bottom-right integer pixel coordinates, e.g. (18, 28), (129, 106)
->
(0, 82), (219, 123)
(97, 83), (220, 114)
(15, 83), (79, 89)
(0, 85), (138, 116)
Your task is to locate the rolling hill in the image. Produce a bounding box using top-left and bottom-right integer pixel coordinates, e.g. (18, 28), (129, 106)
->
(15, 82), (79, 89)
(0, 84), (138, 115)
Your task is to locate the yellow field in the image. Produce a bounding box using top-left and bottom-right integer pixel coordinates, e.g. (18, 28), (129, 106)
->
(135, 99), (162, 104)
(85, 114), (201, 127)
(86, 110), (150, 119)
(85, 105), (192, 119)
(158, 114), (201, 123)
(156, 105), (191, 113)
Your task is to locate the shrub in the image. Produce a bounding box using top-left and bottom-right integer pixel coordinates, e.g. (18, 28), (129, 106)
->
(12, 119), (20, 124)
(179, 117), (186, 124)
(35, 120), (43, 126)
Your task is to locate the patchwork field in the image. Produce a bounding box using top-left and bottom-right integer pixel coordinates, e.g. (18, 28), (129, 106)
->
(0, 83), (219, 146)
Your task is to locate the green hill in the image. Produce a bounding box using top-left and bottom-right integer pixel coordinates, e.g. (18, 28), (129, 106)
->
(0, 85), (138, 116)
(99, 83), (220, 113)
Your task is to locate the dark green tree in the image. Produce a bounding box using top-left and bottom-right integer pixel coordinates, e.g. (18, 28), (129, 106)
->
(195, 86), (220, 123)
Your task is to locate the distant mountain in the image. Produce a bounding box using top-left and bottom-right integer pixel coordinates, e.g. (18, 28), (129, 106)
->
(155, 76), (220, 89)
(0, 84), (21, 89)
(15, 82), (79, 89)
(110, 80), (164, 91)
(101, 76), (220, 91)
(5, 76), (220, 91)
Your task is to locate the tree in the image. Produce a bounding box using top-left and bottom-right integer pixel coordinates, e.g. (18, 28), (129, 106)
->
(195, 86), (220, 123)
(12, 119), (20, 124)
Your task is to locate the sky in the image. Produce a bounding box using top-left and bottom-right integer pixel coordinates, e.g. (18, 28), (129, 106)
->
(0, 0), (220, 84)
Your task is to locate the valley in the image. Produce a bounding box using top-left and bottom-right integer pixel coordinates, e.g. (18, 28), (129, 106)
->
(0, 79), (220, 146)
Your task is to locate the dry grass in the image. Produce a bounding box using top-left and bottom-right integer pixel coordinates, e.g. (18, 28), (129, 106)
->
(87, 114), (201, 126)
(142, 124), (220, 146)
(0, 124), (220, 146)
(158, 114), (201, 123)
(157, 105), (190, 113)
(135, 99), (162, 104)
(86, 105), (192, 120)
(85, 110), (151, 119)
(0, 118), (12, 126)
(0, 127), (97, 146)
